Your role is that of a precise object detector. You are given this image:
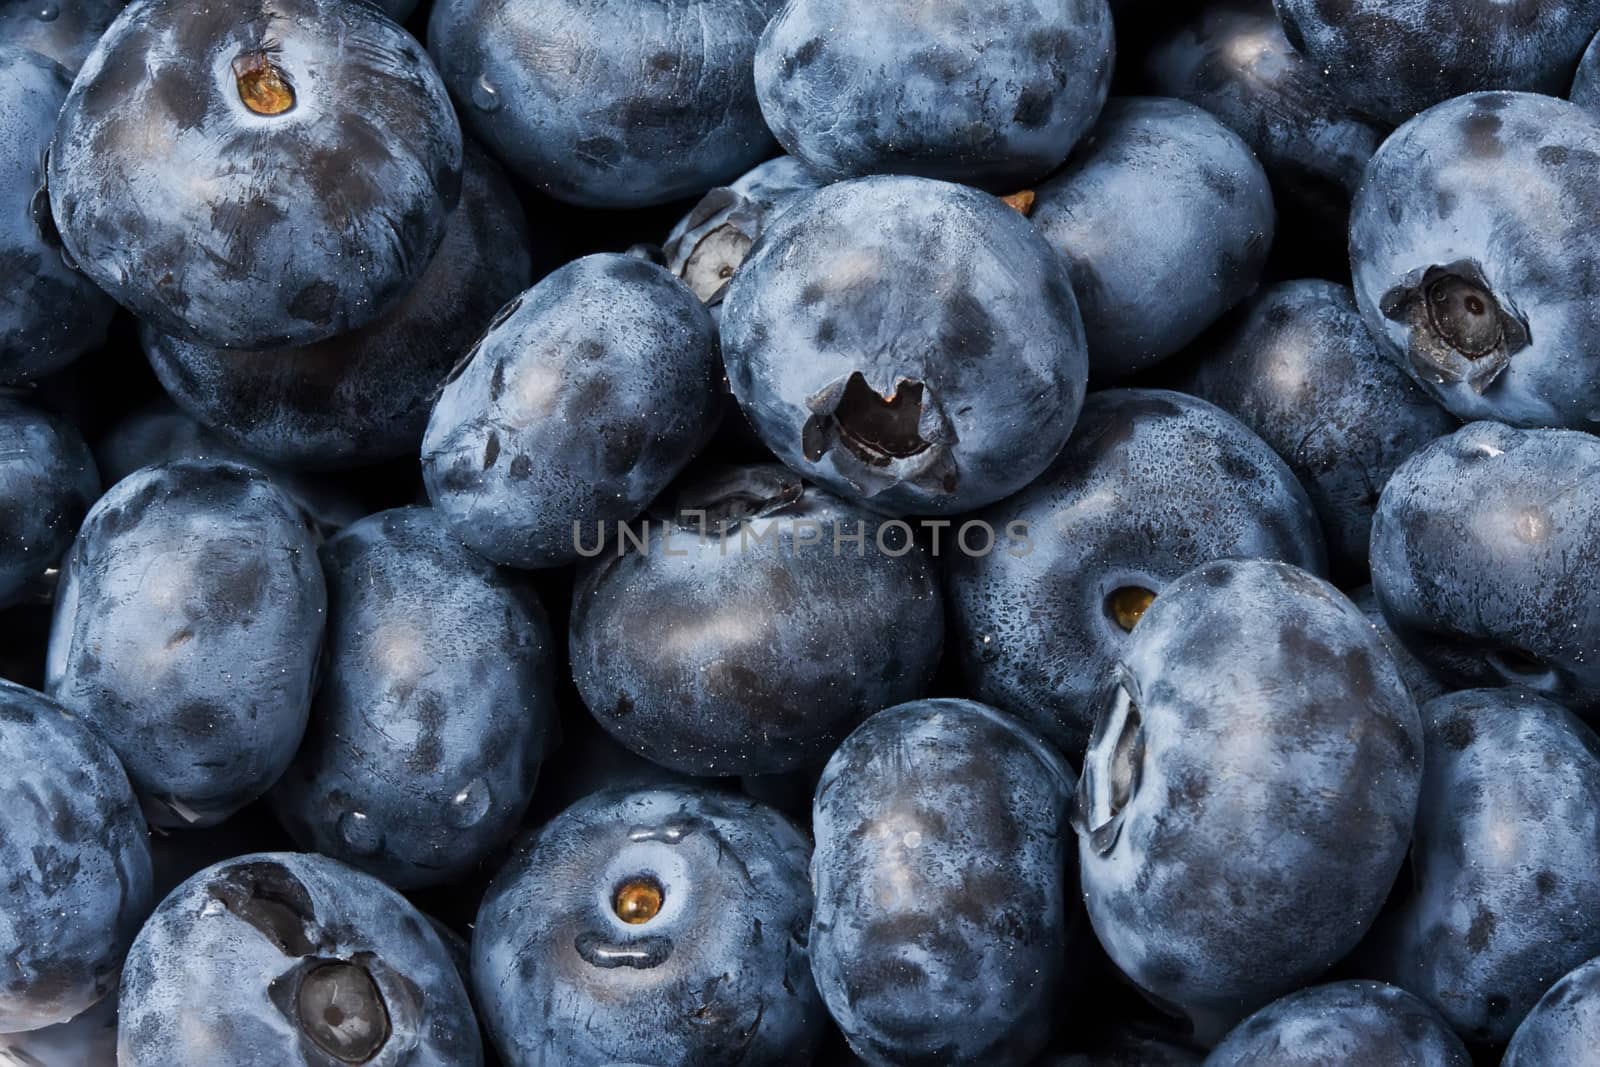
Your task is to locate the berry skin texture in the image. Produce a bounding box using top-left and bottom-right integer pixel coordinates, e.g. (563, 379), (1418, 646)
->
(1179, 279), (1457, 581)
(45, 460), (327, 828)
(1504, 955), (1600, 1066)
(1031, 96), (1276, 381)
(422, 253), (721, 570)
(1273, 0), (1600, 125)
(428, 0), (782, 208)
(721, 175), (1090, 516)
(1204, 981), (1470, 1066)
(142, 141), (540, 471)
(1358, 690), (1600, 1045)
(1350, 92), (1600, 432)
(0, 680), (153, 1034)
(117, 851), (480, 1065)
(570, 464), (944, 777)
(754, 0), (1114, 189)
(472, 788), (825, 1066)
(270, 506), (558, 890)
(0, 44), (116, 383)
(809, 698), (1077, 1066)
(1074, 558), (1421, 1041)
(946, 389), (1327, 755)
(0, 397), (100, 610)
(48, 0), (463, 350)
(1370, 421), (1600, 717)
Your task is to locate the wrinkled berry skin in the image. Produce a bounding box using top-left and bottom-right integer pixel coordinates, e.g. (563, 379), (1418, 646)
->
(45, 460), (327, 829)
(1032, 98), (1275, 381)
(473, 788), (824, 1066)
(754, 0), (1114, 188)
(1179, 280), (1456, 580)
(0, 0), (124, 71)
(423, 254), (720, 569)
(271, 507), (557, 890)
(1360, 690), (1600, 1044)
(1075, 559), (1420, 1039)
(428, 0), (780, 208)
(0, 397), (99, 609)
(571, 465), (944, 777)
(49, 0), (463, 350)
(1205, 981), (1470, 1066)
(1504, 955), (1600, 1066)
(947, 390), (1326, 755)
(1142, 1), (1383, 242)
(1348, 585), (1447, 705)
(1370, 421), (1600, 717)
(0, 680), (153, 1033)
(721, 175), (1089, 515)
(810, 699), (1076, 1065)
(143, 142), (535, 470)
(1350, 92), (1600, 431)
(1274, 0), (1600, 124)
(662, 156), (828, 315)
(0, 45), (115, 384)
(118, 852), (481, 1065)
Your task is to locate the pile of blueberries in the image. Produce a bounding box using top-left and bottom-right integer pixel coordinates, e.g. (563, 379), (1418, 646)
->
(8, 0), (1600, 1061)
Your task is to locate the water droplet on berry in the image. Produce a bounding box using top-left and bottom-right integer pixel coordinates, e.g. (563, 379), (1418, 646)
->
(471, 75), (501, 112)
(337, 810), (382, 855)
(447, 779), (491, 827)
(33, 3), (59, 22)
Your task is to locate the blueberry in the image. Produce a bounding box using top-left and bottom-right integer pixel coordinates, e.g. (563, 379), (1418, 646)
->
(1504, 955), (1600, 1066)
(1273, 0), (1600, 124)
(428, 0), (780, 208)
(472, 787), (824, 1066)
(662, 156), (829, 312)
(45, 459), (327, 828)
(1141, 0), (1383, 243)
(0, 396), (99, 609)
(1370, 421), (1600, 715)
(142, 141), (538, 470)
(1350, 92), (1600, 430)
(422, 254), (720, 569)
(1358, 689), (1600, 1044)
(0, 680), (153, 1033)
(94, 399), (367, 534)
(754, 0), (1114, 188)
(270, 506), (557, 890)
(118, 851), (480, 1065)
(0, 45), (116, 384)
(1204, 981), (1470, 1066)
(1347, 585), (1447, 705)
(0, 0), (125, 72)
(1178, 279), (1457, 580)
(1030, 97), (1275, 381)
(946, 389), (1326, 754)
(48, 0), (463, 350)
(809, 698), (1077, 1065)
(1074, 559), (1421, 1039)
(720, 175), (1089, 515)
(570, 464), (944, 777)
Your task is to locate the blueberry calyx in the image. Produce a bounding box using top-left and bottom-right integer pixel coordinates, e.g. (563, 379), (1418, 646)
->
(800, 372), (959, 498)
(296, 960), (391, 1064)
(682, 223), (754, 303)
(999, 189), (1036, 216)
(234, 50), (296, 116)
(1106, 585), (1156, 633)
(671, 464), (805, 534)
(1379, 261), (1529, 394)
(1073, 671), (1145, 856)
